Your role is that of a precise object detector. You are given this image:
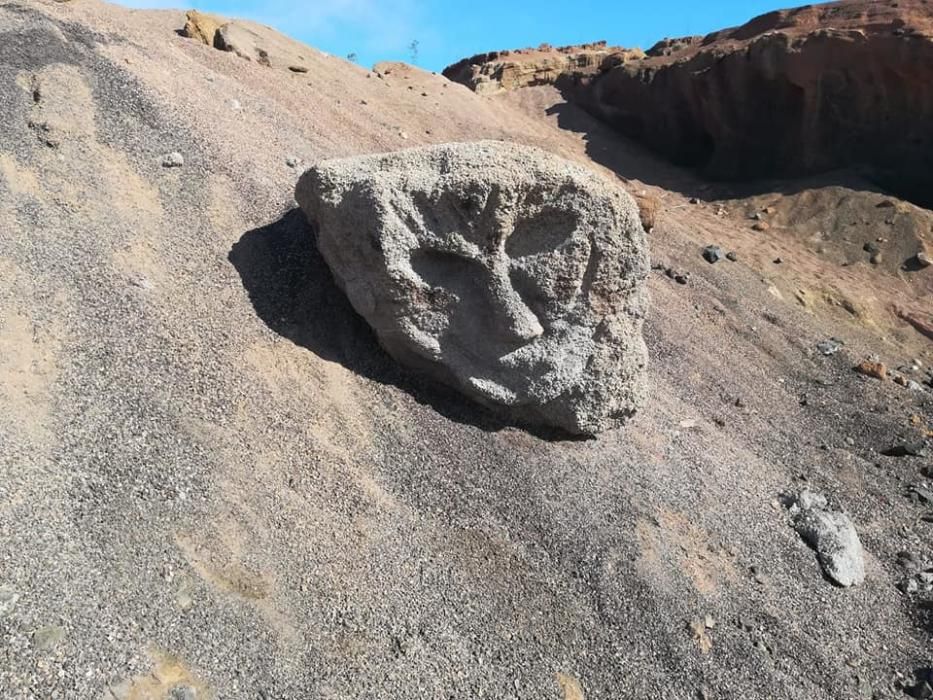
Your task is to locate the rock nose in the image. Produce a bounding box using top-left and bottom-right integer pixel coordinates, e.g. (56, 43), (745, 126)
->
(487, 262), (544, 344)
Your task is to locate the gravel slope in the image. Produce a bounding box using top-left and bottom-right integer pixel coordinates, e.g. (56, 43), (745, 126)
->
(0, 2), (931, 699)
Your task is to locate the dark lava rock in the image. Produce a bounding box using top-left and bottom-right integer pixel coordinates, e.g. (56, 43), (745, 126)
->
(702, 245), (725, 264)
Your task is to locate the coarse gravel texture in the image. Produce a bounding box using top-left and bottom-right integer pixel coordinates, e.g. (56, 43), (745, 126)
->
(0, 2), (931, 699)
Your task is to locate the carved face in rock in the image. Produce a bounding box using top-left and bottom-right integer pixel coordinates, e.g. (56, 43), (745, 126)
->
(297, 141), (648, 433)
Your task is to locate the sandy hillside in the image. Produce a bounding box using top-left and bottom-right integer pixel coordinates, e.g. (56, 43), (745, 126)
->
(0, 1), (931, 699)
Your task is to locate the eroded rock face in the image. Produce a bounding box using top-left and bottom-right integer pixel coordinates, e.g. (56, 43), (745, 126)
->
(295, 141), (649, 434)
(442, 42), (644, 95)
(580, 0), (933, 207)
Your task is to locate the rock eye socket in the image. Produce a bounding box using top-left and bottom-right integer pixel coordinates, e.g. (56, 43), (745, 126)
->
(505, 208), (579, 259)
(410, 249), (480, 293)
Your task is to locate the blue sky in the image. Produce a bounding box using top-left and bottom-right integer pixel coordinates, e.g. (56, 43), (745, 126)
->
(117, 0), (788, 71)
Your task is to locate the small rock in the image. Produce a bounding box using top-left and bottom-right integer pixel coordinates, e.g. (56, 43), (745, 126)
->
(702, 245), (724, 264)
(228, 98), (241, 110)
(750, 212), (763, 220)
(788, 489), (865, 587)
(904, 668), (933, 699)
(726, 251), (737, 261)
(398, 131), (409, 140)
(870, 251), (883, 265)
(816, 339), (843, 356)
(288, 65), (309, 73)
(665, 268), (689, 284)
(917, 250), (932, 268)
(752, 221), (770, 232)
(33, 625), (66, 651)
(161, 151), (184, 168)
(169, 686), (198, 700)
(863, 242), (880, 254)
(0, 586), (19, 616)
(854, 360), (887, 380)
(285, 155), (301, 168)
(689, 197), (700, 204)
(773, 257), (783, 264)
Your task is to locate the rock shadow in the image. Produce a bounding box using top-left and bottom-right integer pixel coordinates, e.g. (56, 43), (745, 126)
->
(228, 208), (579, 440)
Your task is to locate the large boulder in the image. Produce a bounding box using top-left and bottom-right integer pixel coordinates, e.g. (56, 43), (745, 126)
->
(295, 141), (649, 434)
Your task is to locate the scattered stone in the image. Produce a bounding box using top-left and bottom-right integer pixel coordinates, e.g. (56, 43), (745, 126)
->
(787, 489), (866, 587)
(689, 618), (713, 654)
(664, 268), (689, 284)
(749, 565), (769, 585)
(32, 625), (66, 651)
(0, 586), (19, 617)
(161, 152), (184, 168)
(816, 339), (843, 356)
(870, 251), (883, 265)
(773, 257), (783, 264)
(854, 360), (887, 380)
(689, 197), (700, 204)
(169, 686), (198, 700)
(702, 245), (724, 264)
(908, 484), (933, 503)
(295, 141), (649, 435)
(917, 250), (932, 268)
(726, 251), (737, 262)
(288, 65), (309, 73)
(750, 212), (763, 221)
(285, 155), (301, 168)
(863, 241), (880, 254)
(752, 221), (770, 232)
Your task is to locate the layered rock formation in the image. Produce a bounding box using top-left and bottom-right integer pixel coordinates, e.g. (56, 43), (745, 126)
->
(442, 42), (644, 95)
(583, 0), (933, 206)
(446, 1), (933, 207)
(295, 141), (649, 434)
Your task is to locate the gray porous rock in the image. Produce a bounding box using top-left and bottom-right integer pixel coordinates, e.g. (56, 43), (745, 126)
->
(295, 141), (649, 434)
(789, 489), (866, 587)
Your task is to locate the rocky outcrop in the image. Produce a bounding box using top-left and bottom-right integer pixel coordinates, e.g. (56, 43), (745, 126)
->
(579, 0), (933, 206)
(181, 10), (316, 72)
(182, 10), (224, 46)
(295, 141), (649, 434)
(445, 1), (933, 207)
(442, 42), (644, 95)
